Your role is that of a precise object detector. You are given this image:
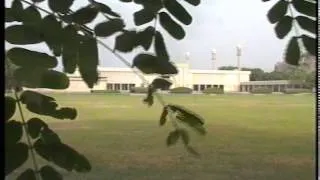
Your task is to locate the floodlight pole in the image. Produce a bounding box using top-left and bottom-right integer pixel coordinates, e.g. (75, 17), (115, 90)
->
(211, 49), (216, 70)
(236, 45), (242, 92)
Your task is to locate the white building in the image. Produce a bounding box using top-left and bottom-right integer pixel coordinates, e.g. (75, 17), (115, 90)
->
(64, 62), (251, 93)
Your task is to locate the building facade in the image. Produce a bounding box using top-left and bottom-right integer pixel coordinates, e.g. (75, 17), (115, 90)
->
(62, 63), (251, 93)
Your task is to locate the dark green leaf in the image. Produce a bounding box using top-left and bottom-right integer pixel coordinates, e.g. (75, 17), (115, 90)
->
(132, 53), (178, 74)
(143, 86), (154, 106)
(31, 0), (45, 2)
(56, 107), (77, 120)
(185, 145), (200, 157)
(48, 0), (74, 14)
(285, 37), (300, 65)
(15, 68), (69, 89)
(292, 0), (315, 18)
(301, 35), (315, 56)
(159, 106), (168, 126)
(14, 67), (46, 88)
(41, 128), (61, 145)
(94, 2), (120, 17)
(5, 120), (23, 146)
(152, 78), (172, 90)
(134, 8), (155, 26)
(5, 142), (29, 175)
(164, 0), (192, 25)
(183, 0), (200, 6)
(34, 139), (54, 161)
(137, 26), (154, 50)
(22, 6), (42, 25)
(74, 154), (92, 172)
(115, 31), (138, 52)
(166, 130), (180, 146)
(267, 0), (289, 24)
(94, 19), (125, 37)
(69, 5), (98, 24)
(169, 104), (204, 125)
(5, 96), (16, 122)
(21, 91), (77, 120)
(41, 15), (63, 56)
(274, 16), (293, 39)
(178, 129), (190, 145)
(11, 0), (23, 21)
(17, 169), (36, 180)
(40, 165), (63, 180)
(5, 8), (15, 22)
(120, 0), (132, 2)
(296, 16), (315, 34)
(7, 47), (58, 68)
(62, 25), (79, 73)
(159, 12), (185, 40)
(78, 36), (99, 88)
(41, 70), (70, 89)
(155, 31), (169, 61)
(27, 118), (48, 139)
(5, 25), (43, 45)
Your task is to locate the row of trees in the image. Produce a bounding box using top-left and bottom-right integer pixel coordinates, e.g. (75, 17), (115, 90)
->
(218, 54), (315, 89)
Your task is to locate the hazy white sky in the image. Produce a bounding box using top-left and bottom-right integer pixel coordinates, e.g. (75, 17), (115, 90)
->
(5, 0), (290, 72)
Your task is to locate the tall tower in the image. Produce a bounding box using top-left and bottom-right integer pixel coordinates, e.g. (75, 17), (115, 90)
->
(185, 52), (190, 63)
(236, 45), (242, 71)
(236, 45), (242, 91)
(211, 48), (217, 70)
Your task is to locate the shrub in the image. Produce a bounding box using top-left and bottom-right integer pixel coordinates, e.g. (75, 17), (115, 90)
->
(91, 90), (120, 94)
(130, 87), (148, 93)
(170, 87), (193, 94)
(283, 88), (312, 94)
(202, 87), (224, 94)
(251, 87), (272, 94)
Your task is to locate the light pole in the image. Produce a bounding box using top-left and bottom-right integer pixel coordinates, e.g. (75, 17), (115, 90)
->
(236, 45), (242, 91)
(211, 49), (216, 70)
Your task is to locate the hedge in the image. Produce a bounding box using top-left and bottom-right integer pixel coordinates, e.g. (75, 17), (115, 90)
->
(202, 87), (224, 94)
(130, 87), (148, 93)
(91, 90), (120, 94)
(170, 87), (193, 94)
(283, 88), (312, 94)
(251, 87), (272, 94)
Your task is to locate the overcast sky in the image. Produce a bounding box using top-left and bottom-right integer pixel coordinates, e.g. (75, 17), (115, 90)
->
(5, 0), (289, 72)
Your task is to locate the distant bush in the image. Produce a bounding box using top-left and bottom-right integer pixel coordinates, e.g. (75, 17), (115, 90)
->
(251, 87), (272, 94)
(202, 87), (224, 94)
(91, 90), (120, 94)
(130, 87), (148, 93)
(283, 88), (311, 94)
(170, 87), (193, 94)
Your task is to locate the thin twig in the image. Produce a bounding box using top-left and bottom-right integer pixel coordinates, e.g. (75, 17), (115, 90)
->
(14, 90), (41, 180)
(19, 0), (179, 128)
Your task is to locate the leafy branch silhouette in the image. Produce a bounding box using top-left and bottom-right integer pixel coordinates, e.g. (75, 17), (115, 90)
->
(5, 0), (205, 179)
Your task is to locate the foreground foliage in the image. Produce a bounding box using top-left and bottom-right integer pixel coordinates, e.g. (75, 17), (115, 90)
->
(5, 0), (315, 179)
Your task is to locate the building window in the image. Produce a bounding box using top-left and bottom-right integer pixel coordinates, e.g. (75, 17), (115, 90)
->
(121, 84), (128, 90)
(129, 84), (135, 88)
(200, 84), (205, 91)
(107, 83), (113, 90)
(206, 85), (212, 89)
(213, 85), (218, 88)
(114, 84), (120, 90)
(193, 85), (199, 91)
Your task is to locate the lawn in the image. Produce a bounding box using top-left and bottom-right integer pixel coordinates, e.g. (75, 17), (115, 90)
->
(9, 93), (315, 180)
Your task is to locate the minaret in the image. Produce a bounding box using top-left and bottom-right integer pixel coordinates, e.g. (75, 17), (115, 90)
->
(211, 48), (217, 70)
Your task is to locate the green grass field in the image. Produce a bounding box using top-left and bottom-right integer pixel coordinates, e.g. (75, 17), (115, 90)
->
(9, 93), (315, 180)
